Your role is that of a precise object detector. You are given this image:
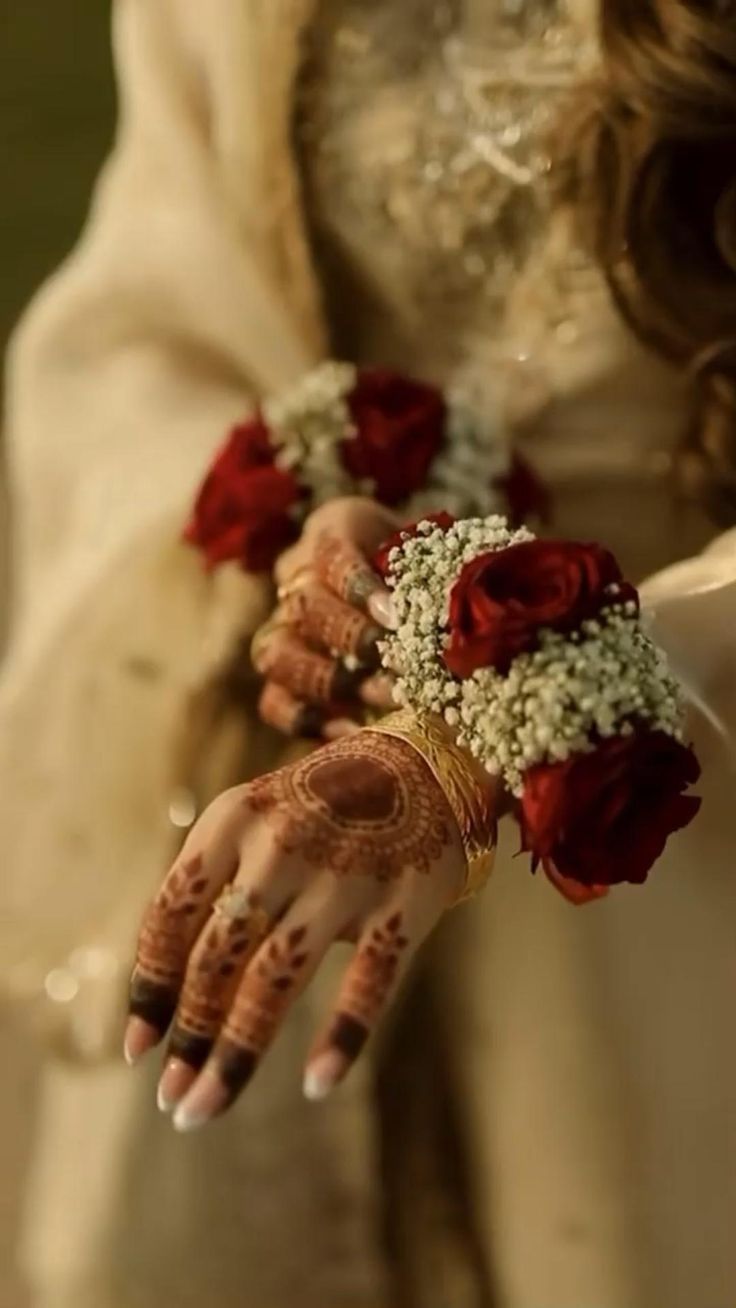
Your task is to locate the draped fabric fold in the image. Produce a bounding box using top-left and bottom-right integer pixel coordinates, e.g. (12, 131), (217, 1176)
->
(3, 3), (736, 1307)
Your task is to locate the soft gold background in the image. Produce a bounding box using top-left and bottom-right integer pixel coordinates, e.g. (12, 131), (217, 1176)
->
(1, 6), (113, 1302)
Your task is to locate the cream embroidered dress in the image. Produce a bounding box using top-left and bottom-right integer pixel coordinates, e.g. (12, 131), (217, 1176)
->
(3, 2), (735, 1307)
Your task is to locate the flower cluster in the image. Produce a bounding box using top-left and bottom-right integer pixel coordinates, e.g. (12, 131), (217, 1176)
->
(185, 361), (530, 573)
(263, 362), (360, 506)
(376, 515), (701, 887)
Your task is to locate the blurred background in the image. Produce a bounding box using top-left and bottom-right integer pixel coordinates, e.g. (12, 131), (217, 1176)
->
(1, 6), (113, 1302)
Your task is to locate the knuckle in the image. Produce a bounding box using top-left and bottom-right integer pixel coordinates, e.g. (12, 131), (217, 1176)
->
(274, 542), (304, 585)
(305, 497), (359, 535)
(252, 631), (288, 675)
(202, 783), (249, 830)
(257, 681), (292, 730)
(281, 581), (321, 624)
(300, 578), (325, 607)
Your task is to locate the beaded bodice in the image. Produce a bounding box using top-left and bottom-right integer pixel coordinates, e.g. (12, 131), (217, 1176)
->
(297, 0), (596, 385)
(296, 0), (712, 576)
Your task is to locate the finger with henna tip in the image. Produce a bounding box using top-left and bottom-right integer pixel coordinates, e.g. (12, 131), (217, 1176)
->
(157, 850), (292, 1112)
(253, 629), (359, 704)
(125, 807), (248, 1061)
(313, 535), (397, 630)
(258, 681), (323, 739)
(157, 902), (268, 1110)
(280, 581), (384, 665)
(172, 879), (345, 1130)
(303, 901), (423, 1102)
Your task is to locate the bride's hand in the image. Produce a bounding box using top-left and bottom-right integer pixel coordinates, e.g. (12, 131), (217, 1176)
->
(124, 729), (479, 1129)
(253, 497), (401, 740)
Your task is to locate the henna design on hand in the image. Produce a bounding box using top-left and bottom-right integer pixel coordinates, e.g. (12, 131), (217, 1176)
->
(281, 581), (382, 665)
(166, 898), (270, 1069)
(314, 534), (381, 609)
(324, 911), (411, 1064)
(130, 854), (223, 1034)
(252, 630), (355, 703)
(247, 733), (452, 880)
(258, 681), (322, 739)
(211, 925), (314, 1098)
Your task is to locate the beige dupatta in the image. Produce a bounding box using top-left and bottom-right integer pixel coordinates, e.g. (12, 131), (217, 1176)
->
(0, 0), (326, 999)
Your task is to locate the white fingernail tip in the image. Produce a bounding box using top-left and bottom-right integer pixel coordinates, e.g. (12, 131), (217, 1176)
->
(303, 1050), (345, 1102)
(368, 592), (398, 630)
(172, 1102), (208, 1133)
(157, 1083), (174, 1114)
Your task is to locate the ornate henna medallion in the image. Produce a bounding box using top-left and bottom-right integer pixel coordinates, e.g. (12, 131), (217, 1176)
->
(247, 733), (451, 879)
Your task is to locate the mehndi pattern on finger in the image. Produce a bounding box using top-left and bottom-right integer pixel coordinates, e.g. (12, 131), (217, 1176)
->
(253, 630), (355, 703)
(314, 534), (380, 610)
(281, 582), (382, 664)
(258, 681), (322, 738)
(327, 911), (411, 1060)
(206, 925), (314, 1098)
(130, 854), (219, 1032)
(166, 896), (271, 1067)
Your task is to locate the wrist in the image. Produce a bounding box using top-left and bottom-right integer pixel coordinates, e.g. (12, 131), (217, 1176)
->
(373, 514), (701, 894)
(367, 709), (500, 900)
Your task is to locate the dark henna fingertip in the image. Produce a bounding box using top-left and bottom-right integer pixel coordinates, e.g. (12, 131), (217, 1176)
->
(215, 1040), (259, 1098)
(165, 1028), (214, 1070)
(128, 975), (178, 1035)
(326, 1013), (369, 1060)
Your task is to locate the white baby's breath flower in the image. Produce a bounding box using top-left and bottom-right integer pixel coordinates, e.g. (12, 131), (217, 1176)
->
(264, 362), (360, 506)
(380, 516), (688, 797)
(261, 361), (512, 515)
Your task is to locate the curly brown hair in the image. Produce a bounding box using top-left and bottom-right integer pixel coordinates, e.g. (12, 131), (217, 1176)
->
(562, 0), (736, 523)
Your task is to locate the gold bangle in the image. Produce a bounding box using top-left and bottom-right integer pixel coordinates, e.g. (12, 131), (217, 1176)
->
(367, 709), (497, 901)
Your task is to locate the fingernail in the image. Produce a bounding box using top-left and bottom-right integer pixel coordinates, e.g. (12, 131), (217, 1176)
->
(323, 718), (361, 742)
(172, 1072), (228, 1133)
(157, 1059), (196, 1113)
(367, 590), (398, 630)
(303, 1049), (349, 1102)
(124, 1016), (159, 1066)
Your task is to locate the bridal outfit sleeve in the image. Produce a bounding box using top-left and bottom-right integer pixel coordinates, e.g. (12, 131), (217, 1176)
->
(640, 527), (736, 747)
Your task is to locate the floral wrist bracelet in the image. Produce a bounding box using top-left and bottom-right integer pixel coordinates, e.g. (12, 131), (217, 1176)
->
(183, 360), (547, 575)
(374, 514), (702, 892)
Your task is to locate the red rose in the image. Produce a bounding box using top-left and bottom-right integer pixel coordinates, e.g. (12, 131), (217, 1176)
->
(519, 731), (701, 887)
(342, 369), (446, 504)
(372, 511), (456, 579)
(184, 419), (302, 572)
(444, 538), (638, 677)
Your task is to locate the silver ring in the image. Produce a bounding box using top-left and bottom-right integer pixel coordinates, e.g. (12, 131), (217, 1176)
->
(213, 886), (253, 922)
